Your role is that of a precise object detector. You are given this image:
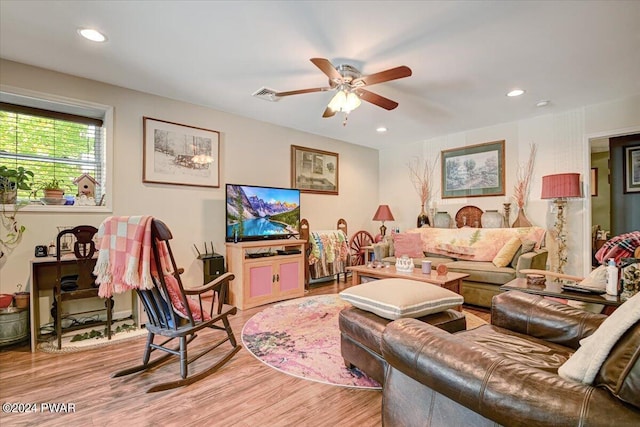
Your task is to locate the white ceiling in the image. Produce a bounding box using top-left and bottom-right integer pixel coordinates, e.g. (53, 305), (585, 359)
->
(1, 1), (639, 150)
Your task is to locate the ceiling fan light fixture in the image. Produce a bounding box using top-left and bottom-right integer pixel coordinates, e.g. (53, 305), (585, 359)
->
(328, 88), (361, 113)
(344, 91), (361, 113)
(328, 90), (346, 112)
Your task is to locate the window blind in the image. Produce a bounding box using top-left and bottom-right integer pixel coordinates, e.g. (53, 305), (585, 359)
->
(0, 102), (105, 201)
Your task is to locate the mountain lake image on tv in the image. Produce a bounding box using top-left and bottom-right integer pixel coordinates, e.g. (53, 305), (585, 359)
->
(226, 184), (301, 242)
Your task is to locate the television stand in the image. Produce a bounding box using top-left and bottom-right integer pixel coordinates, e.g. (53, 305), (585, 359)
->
(225, 239), (305, 310)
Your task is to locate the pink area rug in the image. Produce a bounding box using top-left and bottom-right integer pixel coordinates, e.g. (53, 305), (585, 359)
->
(242, 294), (381, 389)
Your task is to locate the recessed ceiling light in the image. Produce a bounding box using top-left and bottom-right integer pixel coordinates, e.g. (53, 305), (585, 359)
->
(536, 100), (550, 107)
(78, 28), (107, 42)
(506, 89), (525, 97)
(376, 127), (388, 133)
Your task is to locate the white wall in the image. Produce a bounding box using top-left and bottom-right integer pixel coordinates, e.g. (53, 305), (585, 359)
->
(0, 60), (379, 323)
(380, 95), (640, 278)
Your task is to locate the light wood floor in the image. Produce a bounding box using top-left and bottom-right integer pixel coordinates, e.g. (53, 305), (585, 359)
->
(0, 279), (490, 427)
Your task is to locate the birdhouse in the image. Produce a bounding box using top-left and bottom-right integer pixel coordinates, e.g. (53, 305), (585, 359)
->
(73, 174), (99, 198)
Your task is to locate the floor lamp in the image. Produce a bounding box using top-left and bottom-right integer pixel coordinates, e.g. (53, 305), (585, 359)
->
(373, 205), (394, 237)
(541, 173), (582, 274)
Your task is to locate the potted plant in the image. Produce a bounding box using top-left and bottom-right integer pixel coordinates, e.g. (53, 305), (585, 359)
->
(34, 178), (66, 200)
(0, 166), (34, 259)
(0, 166), (34, 204)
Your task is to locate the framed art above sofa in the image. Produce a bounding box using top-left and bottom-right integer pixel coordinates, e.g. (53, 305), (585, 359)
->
(441, 140), (505, 198)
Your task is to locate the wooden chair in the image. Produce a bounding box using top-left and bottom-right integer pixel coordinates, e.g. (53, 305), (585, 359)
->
(54, 225), (112, 350)
(112, 218), (240, 393)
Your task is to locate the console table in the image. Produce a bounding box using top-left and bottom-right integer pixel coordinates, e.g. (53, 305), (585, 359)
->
(29, 255), (139, 352)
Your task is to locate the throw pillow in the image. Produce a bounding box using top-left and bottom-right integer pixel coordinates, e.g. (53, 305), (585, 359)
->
(558, 291), (640, 384)
(164, 274), (211, 322)
(393, 233), (423, 258)
(509, 239), (536, 268)
(339, 278), (463, 320)
(493, 237), (522, 268)
(577, 265), (607, 291)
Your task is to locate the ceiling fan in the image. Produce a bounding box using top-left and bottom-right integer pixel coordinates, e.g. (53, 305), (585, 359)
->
(273, 58), (412, 122)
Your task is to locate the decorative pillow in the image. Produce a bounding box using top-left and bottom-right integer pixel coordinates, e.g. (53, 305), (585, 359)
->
(493, 237), (522, 268)
(393, 233), (423, 258)
(577, 265), (608, 291)
(164, 274), (211, 321)
(558, 291), (640, 384)
(339, 278), (463, 320)
(510, 239), (536, 268)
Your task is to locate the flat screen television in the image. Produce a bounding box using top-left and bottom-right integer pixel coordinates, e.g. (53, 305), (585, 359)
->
(225, 184), (301, 242)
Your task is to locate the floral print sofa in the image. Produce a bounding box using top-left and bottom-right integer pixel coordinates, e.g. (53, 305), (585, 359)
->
(373, 227), (548, 308)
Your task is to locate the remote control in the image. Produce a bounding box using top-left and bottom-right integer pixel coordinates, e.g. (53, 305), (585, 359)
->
(561, 284), (606, 295)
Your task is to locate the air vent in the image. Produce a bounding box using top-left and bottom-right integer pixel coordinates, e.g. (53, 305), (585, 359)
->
(252, 87), (280, 102)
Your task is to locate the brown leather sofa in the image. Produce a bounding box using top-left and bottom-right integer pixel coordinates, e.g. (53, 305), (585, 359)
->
(381, 291), (640, 426)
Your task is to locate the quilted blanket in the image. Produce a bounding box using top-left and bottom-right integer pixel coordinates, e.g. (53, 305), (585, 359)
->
(406, 226), (547, 262)
(307, 230), (350, 279)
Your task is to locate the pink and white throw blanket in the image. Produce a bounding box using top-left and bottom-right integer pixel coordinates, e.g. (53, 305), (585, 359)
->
(93, 216), (172, 298)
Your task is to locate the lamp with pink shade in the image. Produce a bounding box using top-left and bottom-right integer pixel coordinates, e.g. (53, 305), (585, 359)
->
(541, 173), (582, 274)
(373, 205), (394, 237)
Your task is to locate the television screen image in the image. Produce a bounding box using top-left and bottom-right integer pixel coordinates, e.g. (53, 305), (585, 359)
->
(226, 184), (300, 242)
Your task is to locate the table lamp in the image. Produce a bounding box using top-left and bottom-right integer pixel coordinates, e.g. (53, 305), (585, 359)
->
(541, 173), (582, 274)
(372, 205), (394, 237)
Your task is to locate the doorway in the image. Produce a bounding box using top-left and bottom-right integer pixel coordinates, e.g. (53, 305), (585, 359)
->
(589, 131), (640, 267)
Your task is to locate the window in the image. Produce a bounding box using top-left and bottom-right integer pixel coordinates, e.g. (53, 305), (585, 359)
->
(0, 90), (111, 209)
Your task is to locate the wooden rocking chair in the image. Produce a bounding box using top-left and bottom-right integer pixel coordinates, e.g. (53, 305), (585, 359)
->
(112, 219), (240, 393)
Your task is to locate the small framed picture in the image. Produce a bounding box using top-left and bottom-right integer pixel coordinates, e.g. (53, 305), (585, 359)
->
(590, 167), (598, 197)
(624, 145), (640, 193)
(143, 117), (220, 188)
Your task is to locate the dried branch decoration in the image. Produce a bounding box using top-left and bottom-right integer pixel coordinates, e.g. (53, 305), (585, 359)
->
(513, 143), (537, 208)
(407, 156), (437, 209)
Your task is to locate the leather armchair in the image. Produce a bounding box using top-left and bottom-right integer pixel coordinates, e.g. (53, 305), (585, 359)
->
(381, 291), (640, 426)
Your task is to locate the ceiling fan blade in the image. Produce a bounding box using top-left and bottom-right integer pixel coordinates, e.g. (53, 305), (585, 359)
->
(310, 58), (343, 83)
(274, 87), (332, 97)
(352, 66), (412, 87)
(322, 107), (336, 118)
(357, 89), (399, 110)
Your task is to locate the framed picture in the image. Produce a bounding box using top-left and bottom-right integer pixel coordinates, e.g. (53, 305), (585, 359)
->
(441, 140), (505, 198)
(143, 117), (220, 188)
(591, 167), (598, 196)
(291, 145), (339, 195)
(624, 145), (640, 193)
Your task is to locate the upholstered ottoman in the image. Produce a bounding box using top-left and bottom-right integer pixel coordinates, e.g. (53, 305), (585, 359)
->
(338, 278), (467, 384)
(339, 306), (466, 384)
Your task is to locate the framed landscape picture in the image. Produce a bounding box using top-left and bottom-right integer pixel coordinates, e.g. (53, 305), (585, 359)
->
(291, 145), (339, 195)
(624, 145), (640, 193)
(143, 117), (220, 188)
(441, 140), (505, 198)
